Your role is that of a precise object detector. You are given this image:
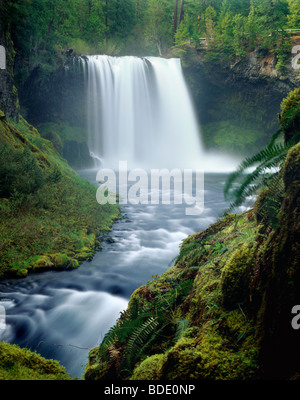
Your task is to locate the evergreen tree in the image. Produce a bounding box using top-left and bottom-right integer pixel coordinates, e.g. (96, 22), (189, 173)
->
(287, 0), (300, 28)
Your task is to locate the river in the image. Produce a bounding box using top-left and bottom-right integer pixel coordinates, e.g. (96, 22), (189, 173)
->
(0, 170), (237, 378)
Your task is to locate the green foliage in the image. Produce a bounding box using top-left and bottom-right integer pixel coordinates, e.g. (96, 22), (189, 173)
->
(224, 89), (300, 229)
(224, 135), (287, 209)
(0, 141), (45, 203)
(0, 341), (71, 380)
(287, 0), (300, 27)
(221, 244), (254, 309)
(280, 88), (300, 143)
(0, 116), (120, 277)
(144, 0), (173, 56)
(6, 0), (298, 70)
(124, 316), (159, 371)
(130, 353), (167, 380)
(202, 121), (264, 155)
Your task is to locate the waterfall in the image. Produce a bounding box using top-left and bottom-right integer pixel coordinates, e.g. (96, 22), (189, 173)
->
(82, 55), (203, 170)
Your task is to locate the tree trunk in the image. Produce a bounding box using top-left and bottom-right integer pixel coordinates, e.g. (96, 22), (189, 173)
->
(179, 0), (184, 25)
(105, 0), (108, 47)
(88, 0), (92, 17)
(43, 2), (55, 51)
(173, 0), (178, 43)
(136, 0), (140, 18)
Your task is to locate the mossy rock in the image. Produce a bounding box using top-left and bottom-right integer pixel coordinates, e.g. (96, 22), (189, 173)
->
(40, 130), (63, 154)
(159, 337), (203, 380)
(279, 88), (300, 144)
(0, 341), (71, 380)
(257, 142), (300, 378)
(84, 360), (118, 380)
(221, 244), (255, 309)
(30, 254), (79, 271)
(253, 187), (271, 223)
(76, 252), (93, 261)
(52, 253), (79, 269)
(30, 255), (54, 271)
(130, 354), (167, 380)
(15, 268), (28, 278)
(283, 142), (300, 188)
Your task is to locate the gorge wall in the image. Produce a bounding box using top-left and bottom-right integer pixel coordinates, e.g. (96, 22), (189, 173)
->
(14, 41), (300, 164)
(181, 41), (300, 155)
(0, 0), (19, 120)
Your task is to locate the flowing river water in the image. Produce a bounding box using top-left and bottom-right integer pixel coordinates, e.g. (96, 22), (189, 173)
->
(0, 170), (235, 378)
(0, 55), (242, 378)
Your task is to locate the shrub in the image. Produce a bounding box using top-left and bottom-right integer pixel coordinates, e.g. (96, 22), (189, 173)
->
(0, 142), (45, 203)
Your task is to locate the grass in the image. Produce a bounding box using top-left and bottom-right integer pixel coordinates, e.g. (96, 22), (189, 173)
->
(0, 114), (120, 277)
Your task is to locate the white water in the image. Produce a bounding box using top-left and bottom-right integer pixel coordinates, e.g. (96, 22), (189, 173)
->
(0, 56), (241, 378)
(82, 55), (238, 172)
(0, 172), (234, 378)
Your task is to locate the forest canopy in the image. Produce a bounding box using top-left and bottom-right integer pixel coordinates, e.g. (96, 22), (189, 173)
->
(5, 0), (300, 80)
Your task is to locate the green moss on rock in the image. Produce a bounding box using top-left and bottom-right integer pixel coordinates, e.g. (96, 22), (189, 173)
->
(0, 342), (71, 380)
(131, 354), (167, 380)
(221, 244), (255, 309)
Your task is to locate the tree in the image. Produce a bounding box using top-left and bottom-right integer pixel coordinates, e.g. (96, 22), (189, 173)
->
(144, 0), (173, 56)
(246, 0), (259, 51)
(179, 0), (185, 25)
(173, 0), (178, 43)
(204, 5), (217, 43)
(232, 13), (246, 57)
(287, 0), (300, 28)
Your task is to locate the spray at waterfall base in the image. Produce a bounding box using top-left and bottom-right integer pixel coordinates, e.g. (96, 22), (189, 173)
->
(96, 161), (204, 216)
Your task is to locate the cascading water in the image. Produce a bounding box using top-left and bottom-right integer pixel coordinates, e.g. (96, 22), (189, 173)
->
(0, 56), (240, 379)
(82, 55), (204, 170)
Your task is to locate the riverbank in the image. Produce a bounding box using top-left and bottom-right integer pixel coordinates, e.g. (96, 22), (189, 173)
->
(0, 113), (120, 278)
(84, 139), (300, 380)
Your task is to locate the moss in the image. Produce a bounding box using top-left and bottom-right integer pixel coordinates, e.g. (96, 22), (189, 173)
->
(221, 244), (255, 310)
(52, 253), (73, 268)
(279, 88), (300, 144)
(160, 337), (203, 380)
(0, 115), (120, 278)
(253, 187), (270, 223)
(283, 142), (300, 188)
(84, 361), (110, 381)
(15, 268), (28, 278)
(256, 142), (300, 379)
(30, 255), (54, 271)
(130, 354), (167, 380)
(83, 210), (264, 381)
(0, 342), (71, 380)
(280, 88), (300, 115)
(40, 130), (63, 154)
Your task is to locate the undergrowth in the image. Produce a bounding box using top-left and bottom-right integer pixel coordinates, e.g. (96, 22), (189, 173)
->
(0, 114), (119, 277)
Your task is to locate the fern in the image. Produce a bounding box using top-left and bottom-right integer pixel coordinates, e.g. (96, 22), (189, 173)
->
(124, 317), (159, 371)
(174, 318), (189, 343)
(224, 127), (300, 213)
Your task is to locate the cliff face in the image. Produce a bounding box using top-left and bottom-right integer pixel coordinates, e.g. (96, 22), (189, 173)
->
(0, 1), (19, 120)
(14, 38), (300, 161)
(181, 41), (300, 155)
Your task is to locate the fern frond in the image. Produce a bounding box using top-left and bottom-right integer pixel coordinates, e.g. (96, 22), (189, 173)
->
(174, 318), (189, 343)
(224, 132), (290, 213)
(124, 317), (159, 370)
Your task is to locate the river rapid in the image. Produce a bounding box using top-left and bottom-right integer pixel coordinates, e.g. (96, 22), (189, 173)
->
(0, 171), (234, 378)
